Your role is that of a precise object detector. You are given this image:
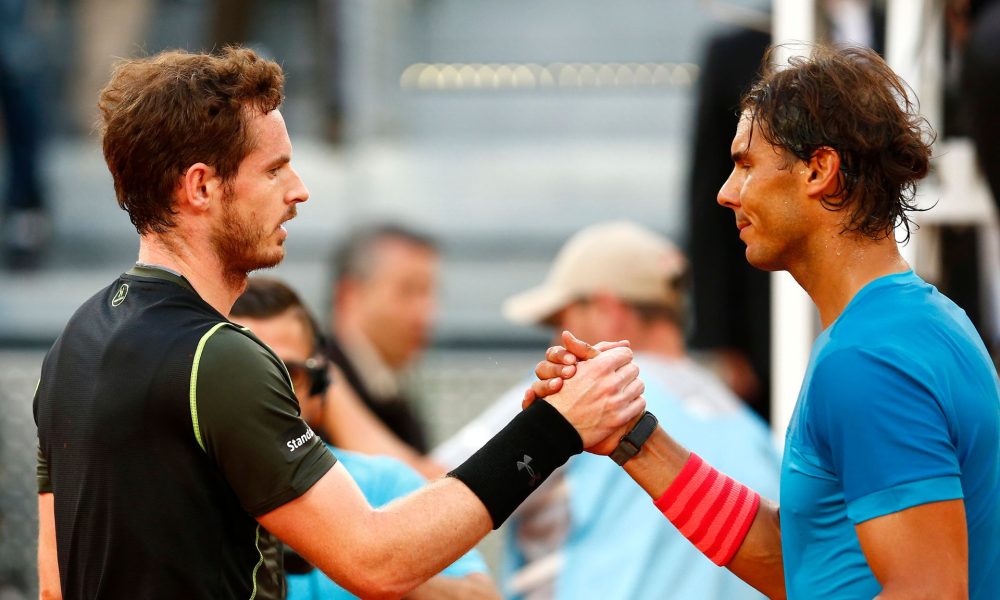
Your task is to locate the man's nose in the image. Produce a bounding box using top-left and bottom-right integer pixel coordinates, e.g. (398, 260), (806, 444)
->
(717, 170), (740, 209)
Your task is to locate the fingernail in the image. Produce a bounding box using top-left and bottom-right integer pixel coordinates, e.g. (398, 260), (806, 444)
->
(549, 378), (560, 389)
(562, 366), (574, 377)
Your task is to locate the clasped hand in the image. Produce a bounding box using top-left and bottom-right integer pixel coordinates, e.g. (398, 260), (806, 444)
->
(523, 331), (646, 455)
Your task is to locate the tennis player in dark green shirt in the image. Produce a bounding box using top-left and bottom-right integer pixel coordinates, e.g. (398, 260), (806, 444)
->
(34, 47), (646, 599)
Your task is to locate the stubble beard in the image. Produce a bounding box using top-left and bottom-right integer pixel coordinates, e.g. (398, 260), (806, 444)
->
(211, 196), (288, 287)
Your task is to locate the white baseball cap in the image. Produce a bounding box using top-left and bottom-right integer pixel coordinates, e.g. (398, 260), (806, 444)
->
(503, 220), (688, 326)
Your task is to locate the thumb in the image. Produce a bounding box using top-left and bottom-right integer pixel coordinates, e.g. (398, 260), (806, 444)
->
(562, 330), (600, 360)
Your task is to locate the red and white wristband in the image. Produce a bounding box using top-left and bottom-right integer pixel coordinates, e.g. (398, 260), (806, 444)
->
(653, 452), (761, 566)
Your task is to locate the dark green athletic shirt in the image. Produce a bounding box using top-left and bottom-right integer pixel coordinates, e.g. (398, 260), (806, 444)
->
(34, 265), (336, 600)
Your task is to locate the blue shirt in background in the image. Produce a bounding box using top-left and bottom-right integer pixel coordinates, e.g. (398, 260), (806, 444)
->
(286, 447), (491, 600)
(781, 271), (1000, 598)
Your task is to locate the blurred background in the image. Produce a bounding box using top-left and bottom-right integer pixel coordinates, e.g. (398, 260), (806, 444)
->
(1, 0), (997, 597)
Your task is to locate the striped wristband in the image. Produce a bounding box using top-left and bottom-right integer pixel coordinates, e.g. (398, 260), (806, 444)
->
(653, 452), (760, 566)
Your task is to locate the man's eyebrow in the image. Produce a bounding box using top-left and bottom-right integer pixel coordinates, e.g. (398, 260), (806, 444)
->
(264, 154), (291, 171)
(731, 150), (745, 163)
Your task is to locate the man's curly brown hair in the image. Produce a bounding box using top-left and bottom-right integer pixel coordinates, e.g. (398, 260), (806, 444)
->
(98, 46), (284, 234)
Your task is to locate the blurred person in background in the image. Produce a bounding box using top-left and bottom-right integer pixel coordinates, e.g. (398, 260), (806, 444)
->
(963, 0), (1000, 210)
(962, 0), (1000, 361)
(230, 277), (501, 600)
(0, 0), (49, 269)
(205, 0), (346, 143)
(323, 224), (439, 458)
(435, 221), (780, 600)
(686, 23), (772, 419)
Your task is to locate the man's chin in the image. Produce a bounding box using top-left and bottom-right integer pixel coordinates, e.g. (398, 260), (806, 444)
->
(744, 248), (782, 272)
(252, 250), (285, 272)
(233, 249), (285, 276)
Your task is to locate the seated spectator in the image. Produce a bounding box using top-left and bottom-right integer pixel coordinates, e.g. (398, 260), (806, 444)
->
(231, 277), (499, 600)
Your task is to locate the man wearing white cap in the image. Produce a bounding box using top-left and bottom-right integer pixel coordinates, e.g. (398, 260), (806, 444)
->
(434, 220), (780, 600)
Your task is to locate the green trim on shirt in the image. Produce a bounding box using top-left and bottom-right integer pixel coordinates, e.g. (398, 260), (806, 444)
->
(126, 263), (197, 293)
(190, 322), (231, 452)
(250, 524), (264, 600)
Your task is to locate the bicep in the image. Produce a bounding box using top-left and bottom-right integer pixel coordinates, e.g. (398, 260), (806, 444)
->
(855, 499), (968, 598)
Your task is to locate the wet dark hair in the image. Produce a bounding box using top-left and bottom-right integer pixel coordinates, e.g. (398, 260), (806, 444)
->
(741, 44), (934, 242)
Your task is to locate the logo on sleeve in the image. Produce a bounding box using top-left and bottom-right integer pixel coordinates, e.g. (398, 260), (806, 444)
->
(286, 426), (316, 453)
(278, 422), (319, 461)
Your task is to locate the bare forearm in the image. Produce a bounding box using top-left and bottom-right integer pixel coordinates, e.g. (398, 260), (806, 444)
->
(361, 478), (492, 592)
(621, 426), (689, 497)
(405, 573), (501, 600)
(38, 493), (62, 600)
(623, 427), (785, 599)
(264, 470), (491, 600)
(727, 499), (785, 599)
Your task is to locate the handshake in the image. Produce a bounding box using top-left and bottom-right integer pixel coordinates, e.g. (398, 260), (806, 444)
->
(522, 331), (648, 457)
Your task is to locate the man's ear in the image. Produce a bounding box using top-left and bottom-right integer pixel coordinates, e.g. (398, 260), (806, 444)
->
(178, 163), (224, 213)
(804, 146), (842, 198)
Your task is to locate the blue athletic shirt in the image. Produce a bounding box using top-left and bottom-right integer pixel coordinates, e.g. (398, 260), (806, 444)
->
(781, 270), (1000, 598)
(286, 447), (490, 600)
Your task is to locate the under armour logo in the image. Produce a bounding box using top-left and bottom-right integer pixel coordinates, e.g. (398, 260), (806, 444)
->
(111, 284), (129, 307)
(517, 454), (542, 487)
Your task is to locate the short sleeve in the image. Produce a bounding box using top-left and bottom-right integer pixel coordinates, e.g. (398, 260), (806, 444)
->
(194, 325), (336, 516)
(809, 347), (963, 524)
(37, 442), (52, 494)
(34, 377), (53, 494)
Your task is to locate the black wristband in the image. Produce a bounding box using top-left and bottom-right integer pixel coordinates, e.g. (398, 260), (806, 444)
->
(448, 400), (583, 529)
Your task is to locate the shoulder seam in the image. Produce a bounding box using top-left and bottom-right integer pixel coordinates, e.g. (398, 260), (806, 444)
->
(189, 322), (234, 452)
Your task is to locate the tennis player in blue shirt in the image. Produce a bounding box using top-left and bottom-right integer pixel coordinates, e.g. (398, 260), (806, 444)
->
(530, 44), (999, 598)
